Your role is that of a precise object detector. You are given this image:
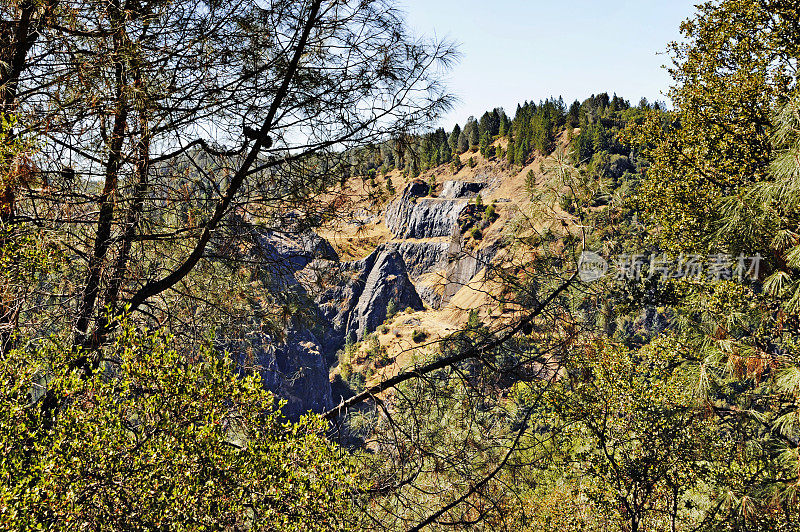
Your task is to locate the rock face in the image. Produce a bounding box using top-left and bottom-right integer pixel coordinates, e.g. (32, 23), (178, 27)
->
(316, 245), (424, 354)
(439, 180), (486, 199)
(442, 230), (499, 303)
(225, 178), (499, 419)
(387, 241), (450, 280)
(238, 321), (332, 419)
(347, 250), (423, 339)
(223, 228), (339, 419)
(386, 180), (469, 239)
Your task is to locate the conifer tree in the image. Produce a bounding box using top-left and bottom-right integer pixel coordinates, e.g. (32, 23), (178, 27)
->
(449, 123), (461, 153)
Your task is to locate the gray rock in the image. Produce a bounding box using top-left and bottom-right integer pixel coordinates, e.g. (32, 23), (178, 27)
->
(386, 197), (468, 239)
(386, 180), (470, 239)
(346, 249), (424, 340)
(224, 319), (332, 420)
(442, 231), (499, 303)
(316, 246), (424, 354)
(256, 229), (339, 271)
(415, 276), (445, 308)
(384, 241), (450, 280)
(439, 180), (486, 199)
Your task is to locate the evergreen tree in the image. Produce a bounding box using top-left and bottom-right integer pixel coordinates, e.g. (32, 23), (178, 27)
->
(468, 120), (479, 149)
(449, 123), (461, 153)
(457, 129), (468, 153)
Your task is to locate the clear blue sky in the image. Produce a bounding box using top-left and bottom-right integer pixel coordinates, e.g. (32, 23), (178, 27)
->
(399, 0), (698, 129)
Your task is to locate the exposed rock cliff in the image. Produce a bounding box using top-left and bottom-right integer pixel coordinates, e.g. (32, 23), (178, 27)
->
(439, 180), (486, 199)
(386, 180), (470, 239)
(442, 228), (499, 304)
(385, 241), (450, 280)
(236, 320), (333, 419)
(229, 177), (500, 417)
(316, 245), (424, 354)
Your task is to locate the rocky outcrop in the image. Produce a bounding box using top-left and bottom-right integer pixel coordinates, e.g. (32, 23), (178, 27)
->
(224, 176), (501, 418)
(414, 272), (447, 309)
(439, 180), (486, 199)
(442, 231), (499, 303)
(386, 180), (469, 239)
(347, 249), (423, 339)
(224, 320), (332, 419)
(315, 245), (424, 354)
(257, 229), (338, 271)
(220, 228), (340, 419)
(386, 241), (450, 280)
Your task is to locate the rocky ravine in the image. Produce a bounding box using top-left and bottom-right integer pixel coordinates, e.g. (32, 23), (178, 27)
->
(241, 177), (499, 418)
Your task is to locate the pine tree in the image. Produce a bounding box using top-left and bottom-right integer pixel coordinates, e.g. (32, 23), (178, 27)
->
(457, 128), (469, 153)
(449, 123), (461, 152)
(469, 123), (479, 150)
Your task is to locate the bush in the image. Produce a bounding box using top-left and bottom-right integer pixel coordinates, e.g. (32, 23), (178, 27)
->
(467, 156), (477, 168)
(386, 299), (398, 320)
(412, 329), (428, 343)
(348, 372), (366, 393)
(0, 323), (357, 530)
(365, 334), (382, 358)
(470, 226), (483, 240)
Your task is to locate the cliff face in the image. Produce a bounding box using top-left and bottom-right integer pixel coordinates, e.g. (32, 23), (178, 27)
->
(385, 180), (472, 239)
(239, 320), (332, 420)
(387, 241), (450, 280)
(316, 245), (424, 354)
(224, 228), (339, 419)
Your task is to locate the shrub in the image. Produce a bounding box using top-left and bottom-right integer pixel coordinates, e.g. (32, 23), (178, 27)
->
(0, 323), (358, 530)
(348, 372), (366, 393)
(386, 299), (398, 320)
(470, 226), (483, 240)
(412, 329), (428, 343)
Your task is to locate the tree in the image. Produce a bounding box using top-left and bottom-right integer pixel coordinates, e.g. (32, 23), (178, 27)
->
(457, 127), (469, 153)
(629, 0), (794, 253)
(1, 0), (455, 360)
(449, 123), (461, 153)
(0, 1), (456, 527)
(469, 119), (480, 149)
(539, 340), (717, 532)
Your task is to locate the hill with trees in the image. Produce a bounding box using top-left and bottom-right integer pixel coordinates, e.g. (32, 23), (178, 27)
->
(3, 0), (800, 531)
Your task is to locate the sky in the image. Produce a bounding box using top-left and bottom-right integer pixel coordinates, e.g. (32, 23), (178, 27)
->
(398, 0), (698, 129)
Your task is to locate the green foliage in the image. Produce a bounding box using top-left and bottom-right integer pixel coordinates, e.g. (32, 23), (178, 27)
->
(411, 329), (428, 343)
(386, 299), (398, 320)
(427, 174), (437, 196)
(484, 202), (496, 221)
(526, 340), (719, 531)
(0, 323), (357, 530)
